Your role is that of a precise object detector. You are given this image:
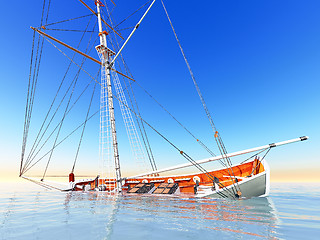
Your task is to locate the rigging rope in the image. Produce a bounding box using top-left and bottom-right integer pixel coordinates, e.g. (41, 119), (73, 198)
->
(23, 177), (63, 191)
(104, 1), (230, 173)
(23, 17), (96, 172)
(22, 16), (97, 175)
(110, 93), (235, 198)
(22, 40), (100, 174)
(133, 80), (221, 160)
(26, 25), (232, 196)
(114, 0), (152, 29)
(22, 2), (242, 198)
(115, 26), (135, 32)
(116, 61), (158, 171)
(160, 0), (241, 196)
(23, 29), (234, 197)
(72, 82), (97, 173)
(112, 54), (222, 166)
(23, 108), (100, 174)
(44, 28), (98, 32)
(103, 6), (219, 169)
(22, 69), (97, 174)
(240, 148), (269, 164)
(124, 78), (158, 171)
(41, 20), (97, 180)
(41, 67), (80, 180)
(104, 3), (158, 172)
(118, 57), (222, 168)
(20, 0), (51, 176)
(250, 148), (271, 176)
(43, 14), (95, 27)
(20, 30), (36, 176)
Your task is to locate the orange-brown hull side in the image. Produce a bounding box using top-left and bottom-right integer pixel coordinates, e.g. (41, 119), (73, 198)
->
(96, 159), (265, 193)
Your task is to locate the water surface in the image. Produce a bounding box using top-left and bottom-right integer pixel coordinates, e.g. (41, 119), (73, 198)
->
(0, 182), (319, 239)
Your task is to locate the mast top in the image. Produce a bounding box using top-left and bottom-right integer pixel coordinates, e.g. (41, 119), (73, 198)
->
(94, 0), (105, 7)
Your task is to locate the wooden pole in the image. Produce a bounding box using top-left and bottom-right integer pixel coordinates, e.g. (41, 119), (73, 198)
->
(31, 27), (135, 82)
(128, 136), (309, 178)
(31, 27), (101, 64)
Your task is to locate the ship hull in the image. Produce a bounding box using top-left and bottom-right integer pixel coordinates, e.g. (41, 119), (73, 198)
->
(95, 158), (270, 199)
(196, 159), (270, 198)
(22, 158), (269, 199)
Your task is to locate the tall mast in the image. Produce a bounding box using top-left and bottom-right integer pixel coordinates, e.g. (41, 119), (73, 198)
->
(96, 1), (122, 192)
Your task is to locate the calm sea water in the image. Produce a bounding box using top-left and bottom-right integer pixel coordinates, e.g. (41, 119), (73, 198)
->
(0, 182), (319, 240)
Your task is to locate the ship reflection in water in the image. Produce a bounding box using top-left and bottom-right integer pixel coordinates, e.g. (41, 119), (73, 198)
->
(2, 183), (319, 239)
(62, 192), (279, 239)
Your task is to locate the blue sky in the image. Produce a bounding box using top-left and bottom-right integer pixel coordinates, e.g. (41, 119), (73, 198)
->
(0, 0), (319, 181)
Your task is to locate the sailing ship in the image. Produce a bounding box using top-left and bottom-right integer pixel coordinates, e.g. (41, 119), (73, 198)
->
(19, 0), (308, 199)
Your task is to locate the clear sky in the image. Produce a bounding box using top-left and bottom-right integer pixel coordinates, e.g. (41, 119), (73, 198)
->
(0, 0), (319, 183)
